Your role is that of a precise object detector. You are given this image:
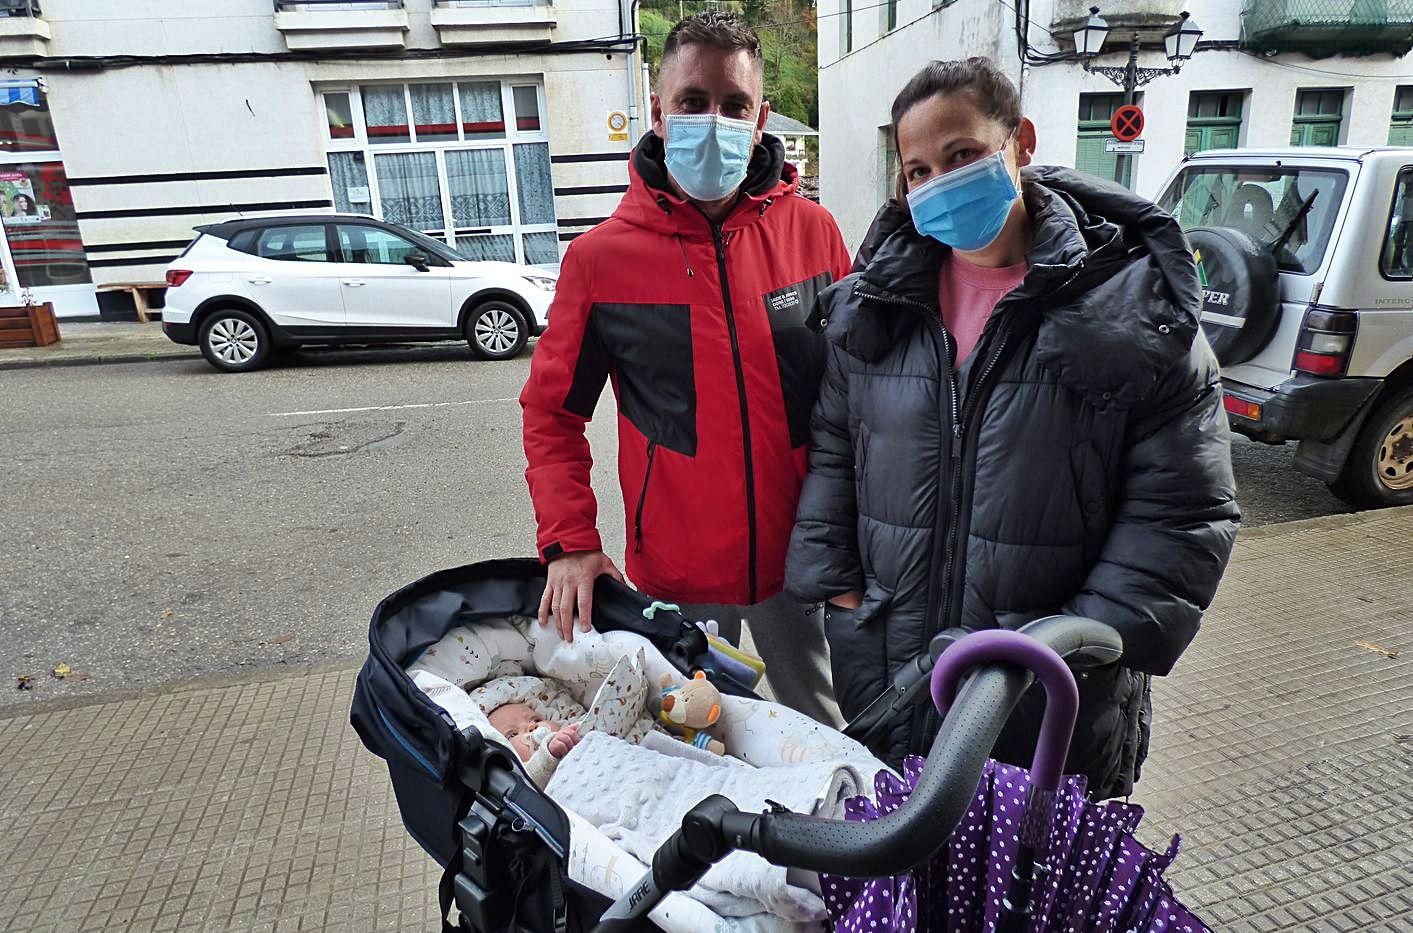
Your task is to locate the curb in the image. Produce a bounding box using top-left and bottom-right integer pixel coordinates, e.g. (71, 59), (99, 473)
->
(0, 350), (201, 371)
(0, 655), (365, 721)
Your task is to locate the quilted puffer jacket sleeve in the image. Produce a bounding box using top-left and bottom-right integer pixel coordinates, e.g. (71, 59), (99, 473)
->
(786, 342), (863, 601)
(1062, 334), (1240, 675)
(520, 246), (606, 562)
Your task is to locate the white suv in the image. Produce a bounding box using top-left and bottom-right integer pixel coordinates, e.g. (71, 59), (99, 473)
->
(1157, 147), (1413, 508)
(161, 214), (556, 373)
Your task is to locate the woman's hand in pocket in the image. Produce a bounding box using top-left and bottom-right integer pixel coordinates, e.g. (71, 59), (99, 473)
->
(827, 591), (863, 610)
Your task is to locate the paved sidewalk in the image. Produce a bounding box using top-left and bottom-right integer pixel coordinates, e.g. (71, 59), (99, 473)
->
(1, 510), (1410, 932)
(0, 322), (198, 370)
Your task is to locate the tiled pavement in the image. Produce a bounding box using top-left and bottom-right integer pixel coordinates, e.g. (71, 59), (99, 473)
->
(1, 509), (1410, 931)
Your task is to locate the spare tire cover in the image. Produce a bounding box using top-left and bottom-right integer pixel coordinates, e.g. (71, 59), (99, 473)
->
(1186, 226), (1281, 367)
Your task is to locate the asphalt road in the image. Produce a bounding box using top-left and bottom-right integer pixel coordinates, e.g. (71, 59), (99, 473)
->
(0, 345), (1349, 708)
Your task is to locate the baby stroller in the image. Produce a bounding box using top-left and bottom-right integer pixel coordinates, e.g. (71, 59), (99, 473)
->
(351, 559), (1130, 933)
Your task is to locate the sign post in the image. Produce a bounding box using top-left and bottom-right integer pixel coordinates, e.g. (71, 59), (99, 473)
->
(1111, 104), (1144, 142)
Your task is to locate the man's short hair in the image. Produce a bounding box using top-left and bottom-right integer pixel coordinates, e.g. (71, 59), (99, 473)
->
(661, 11), (763, 70)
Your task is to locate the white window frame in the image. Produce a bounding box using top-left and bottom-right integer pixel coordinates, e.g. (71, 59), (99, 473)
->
(322, 78), (558, 267)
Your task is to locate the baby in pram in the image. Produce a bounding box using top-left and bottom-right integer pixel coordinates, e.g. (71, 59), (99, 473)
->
(407, 614), (887, 931)
(486, 702), (580, 783)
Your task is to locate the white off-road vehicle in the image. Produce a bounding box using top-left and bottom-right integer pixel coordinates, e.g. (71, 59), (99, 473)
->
(1157, 147), (1413, 508)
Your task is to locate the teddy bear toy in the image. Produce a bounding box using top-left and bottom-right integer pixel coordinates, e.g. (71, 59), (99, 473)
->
(652, 670), (726, 755)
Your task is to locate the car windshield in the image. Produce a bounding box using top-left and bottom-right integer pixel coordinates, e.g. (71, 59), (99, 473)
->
(1157, 165), (1349, 275)
(383, 223), (460, 263)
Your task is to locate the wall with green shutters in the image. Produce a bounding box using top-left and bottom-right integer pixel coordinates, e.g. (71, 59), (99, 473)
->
(1075, 93), (1132, 188)
(1185, 91), (1245, 156)
(1291, 88), (1345, 146)
(1390, 86), (1413, 146)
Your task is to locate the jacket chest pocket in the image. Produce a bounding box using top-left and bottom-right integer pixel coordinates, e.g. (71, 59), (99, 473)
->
(590, 302), (697, 456)
(764, 272), (832, 448)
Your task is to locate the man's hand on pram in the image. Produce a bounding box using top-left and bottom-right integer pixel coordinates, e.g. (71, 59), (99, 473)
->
(540, 550), (627, 642)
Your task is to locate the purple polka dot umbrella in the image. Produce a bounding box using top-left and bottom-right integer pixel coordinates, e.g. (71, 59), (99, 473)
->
(822, 757), (1210, 933)
(821, 630), (1211, 933)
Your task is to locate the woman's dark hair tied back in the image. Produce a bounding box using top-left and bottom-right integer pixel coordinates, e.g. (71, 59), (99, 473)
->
(890, 57), (1022, 133)
(887, 57), (1022, 201)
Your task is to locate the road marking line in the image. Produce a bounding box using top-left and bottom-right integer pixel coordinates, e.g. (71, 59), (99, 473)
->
(267, 397), (517, 417)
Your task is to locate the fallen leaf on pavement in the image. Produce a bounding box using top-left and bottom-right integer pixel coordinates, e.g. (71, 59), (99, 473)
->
(1354, 640), (1399, 659)
(159, 608), (174, 620)
(52, 662), (72, 679)
(17, 675), (34, 691)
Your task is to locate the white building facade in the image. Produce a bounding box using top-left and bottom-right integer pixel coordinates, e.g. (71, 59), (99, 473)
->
(818, 0), (1413, 249)
(0, 0), (649, 318)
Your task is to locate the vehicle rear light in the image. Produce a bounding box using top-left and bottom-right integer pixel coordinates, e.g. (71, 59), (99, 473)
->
(1293, 350), (1346, 376)
(165, 269), (193, 287)
(1223, 395), (1263, 420)
(1293, 306), (1357, 377)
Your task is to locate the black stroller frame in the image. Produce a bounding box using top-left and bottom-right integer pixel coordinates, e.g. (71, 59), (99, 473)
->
(351, 559), (1122, 933)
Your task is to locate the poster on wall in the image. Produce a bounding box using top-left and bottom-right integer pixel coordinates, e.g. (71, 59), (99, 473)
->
(0, 170), (49, 224)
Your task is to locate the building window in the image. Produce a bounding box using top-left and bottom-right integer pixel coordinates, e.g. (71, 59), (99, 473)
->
(512, 86), (541, 132)
(1185, 91), (1244, 156)
(882, 0), (897, 33)
(324, 92), (355, 140)
(0, 81), (58, 153)
(325, 79), (559, 267)
(459, 81), (506, 139)
(879, 126), (897, 203)
(0, 80), (90, 291)
(842, 0), (853, 54)
(1075, 93), (1134, 188)
(409, 83), (459, 143)
(1390, 86), (1413, 146)
(1291, 88), (1345, 147)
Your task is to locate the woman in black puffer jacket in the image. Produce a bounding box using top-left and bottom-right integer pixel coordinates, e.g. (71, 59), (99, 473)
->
(786, 58), (1239, 799)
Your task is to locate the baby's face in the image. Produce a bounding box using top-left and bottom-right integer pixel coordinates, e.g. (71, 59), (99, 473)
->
(488, 702), (560, 761)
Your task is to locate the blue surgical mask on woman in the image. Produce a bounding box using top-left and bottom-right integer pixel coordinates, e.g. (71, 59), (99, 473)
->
(906, 149), (1020, 252)
(663, 113), (757, 202)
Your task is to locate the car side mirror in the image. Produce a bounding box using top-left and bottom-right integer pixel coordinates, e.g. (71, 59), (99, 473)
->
(403, 253), (430, 272)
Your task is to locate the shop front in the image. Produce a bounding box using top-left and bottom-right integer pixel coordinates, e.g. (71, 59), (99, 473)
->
(0, 78), (98, 319)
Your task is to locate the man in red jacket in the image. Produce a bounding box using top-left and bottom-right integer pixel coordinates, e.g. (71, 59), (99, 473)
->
(520, 12), (849, 723)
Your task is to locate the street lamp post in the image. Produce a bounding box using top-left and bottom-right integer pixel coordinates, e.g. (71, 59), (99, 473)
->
(1073, 8), (1203, 185)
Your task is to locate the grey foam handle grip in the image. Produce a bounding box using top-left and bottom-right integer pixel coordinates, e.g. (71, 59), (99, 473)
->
(756, 663), (1028, 877)
(748, 616), (1122, 877)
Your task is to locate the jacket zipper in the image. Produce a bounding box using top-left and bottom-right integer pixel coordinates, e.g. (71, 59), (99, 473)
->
(713, 223), (759, 603)
(852, 284), (1011, 643)
(633, 440), (659, 554)
(933, 322), (1010, 638)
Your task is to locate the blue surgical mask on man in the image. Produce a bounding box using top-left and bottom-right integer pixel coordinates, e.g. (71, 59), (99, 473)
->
(663, 113), (757, 202)
(906, 150), (1020, 252)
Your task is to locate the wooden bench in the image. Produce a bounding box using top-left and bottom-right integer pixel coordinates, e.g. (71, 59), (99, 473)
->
(97, 282), (166, 323)
(0, 301), (59, 348)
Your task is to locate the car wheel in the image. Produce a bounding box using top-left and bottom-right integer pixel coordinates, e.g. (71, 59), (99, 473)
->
(1332, 385), (1413, 509)
(199, 308), (270, 373)
(465, 300), (529, 361)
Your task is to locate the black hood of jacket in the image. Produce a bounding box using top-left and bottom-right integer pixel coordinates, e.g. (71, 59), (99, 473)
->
(831, 165), (1201, 411)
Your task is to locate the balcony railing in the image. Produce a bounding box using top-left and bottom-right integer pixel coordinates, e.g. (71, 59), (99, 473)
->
(433, 0), (542, 7)
(429, 0), (556, 45)
(273, 0), (410, 51)
(1242, 0), (1413, 57)
(0, 0), (41, 18)
(273, 1), (403, 10)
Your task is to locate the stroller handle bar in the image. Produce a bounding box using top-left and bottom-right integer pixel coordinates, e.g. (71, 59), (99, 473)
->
(593, 616), (1123, 930)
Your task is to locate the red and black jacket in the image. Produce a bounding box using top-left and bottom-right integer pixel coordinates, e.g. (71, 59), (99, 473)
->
(521, 133), (851, 605)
